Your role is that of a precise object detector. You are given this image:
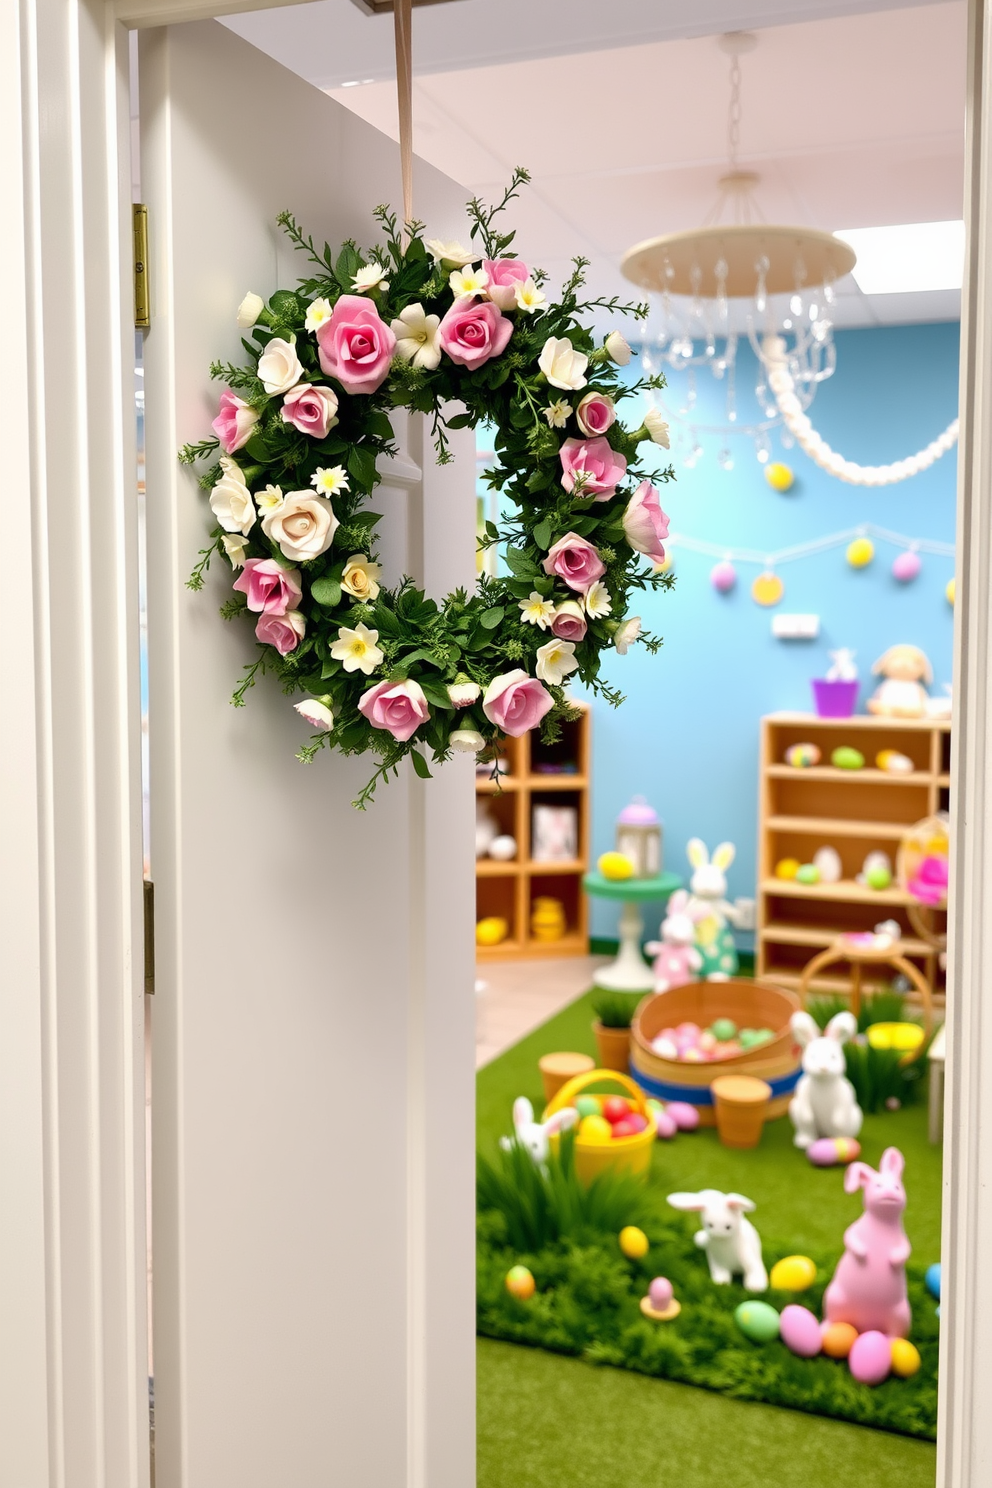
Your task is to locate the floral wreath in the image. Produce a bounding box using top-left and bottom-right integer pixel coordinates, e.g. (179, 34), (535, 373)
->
(181, 172), (674, 806)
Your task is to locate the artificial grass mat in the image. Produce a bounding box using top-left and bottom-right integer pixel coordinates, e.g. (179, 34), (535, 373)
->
(477, 987), (942, 1445)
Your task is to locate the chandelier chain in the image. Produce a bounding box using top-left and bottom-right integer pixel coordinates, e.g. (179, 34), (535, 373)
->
(727, 54), (742, 171)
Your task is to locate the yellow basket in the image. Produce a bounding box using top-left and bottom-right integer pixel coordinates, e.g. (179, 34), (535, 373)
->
(543, 1068), (655, 1184)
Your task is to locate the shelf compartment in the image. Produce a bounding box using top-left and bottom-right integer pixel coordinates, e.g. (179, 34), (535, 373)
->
(760, 921), (932, 957)
(765, 765), (933, 786)
(767, 814), (914, 840)
(475, 859), (523, 877)
(760, 877), (916, 906)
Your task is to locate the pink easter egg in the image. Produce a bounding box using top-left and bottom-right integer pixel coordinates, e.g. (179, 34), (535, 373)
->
(711, 560), (737, 593)
(676, 1022), (701, 1040)
(660, 1028), (678, 1042)
(625, 1113), (649, 1134)
(807, 1137), (862, 1168)
(779, 1305), (823, 1358)
(654, 1111), (678, 1140)
(667, 1102), (700, 1131)
(649, 1276), (674, 1311)
(892, 550), (922, 582)
(849, 1330), (893, 1386)
(611, 1118), (639, 1139)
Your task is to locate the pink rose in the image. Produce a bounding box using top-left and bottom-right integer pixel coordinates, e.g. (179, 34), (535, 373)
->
(483, 670), (554, 738)
(315, 294), (396, 395)
(255, 608), (305, 656)
(559, 436), (627, 501)
(281, 383), (339, 438)
(233, 557), (303, 616)
(575, 391), (616, 438)
(542, 532), (606, 593)
(437, 297), (513, 371)
(483, 258), (529, 311)
(358, 678), (430, 742)
(623, 480), (671, 564)
(211, 390), (258, 454)
(551, 601), (588, 642)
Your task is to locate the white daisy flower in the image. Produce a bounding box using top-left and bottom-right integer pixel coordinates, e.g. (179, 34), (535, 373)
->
(518, 592), (556, 629)
(583, 581), (612, 618)
(543, 400), (572, 429)
(311, 466), (350, 498)
(351, 263), (390, 295)
(304, 297), (334, 332)
(255, 483), (285, 513)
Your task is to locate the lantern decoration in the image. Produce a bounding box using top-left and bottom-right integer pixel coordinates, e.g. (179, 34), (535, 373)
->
(765, 462), (795, 493)
(846, 536), (875, 569)
(752, 571), (784, 607)
(710, 559), (737, 593)
(615, 797), (663, 879)
(892, 549), (922, 582)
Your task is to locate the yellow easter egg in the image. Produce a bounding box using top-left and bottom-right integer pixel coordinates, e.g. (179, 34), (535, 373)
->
(619, 1226), (649, 1259)
(505, 1265), (535, 1301)
(770, 1255), (817, 1292)
(475, 916), (508, 947)
(847, 537), (875, 569)
(598, 851), (634, 881)
(890, 1338), (922, 1378)
(578, 1114), (613, 1145)
(946, 576), (956, 605)
(765, 462), (795, 492)
(775, 858), (801, 880)
(752, 571), (784, 607)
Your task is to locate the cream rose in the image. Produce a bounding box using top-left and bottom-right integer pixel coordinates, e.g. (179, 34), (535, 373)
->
(643, 408), (671, 447)
(261, 490), (338, 562)
(341, 555), (381, 602)
(450, 728), (485, 753)
(237, 292), (265, 329)
(258, 336), (304, 396)
(605, 331), (632, 366)
(538, 336), (588, 392)
(209, 457), (256, 536)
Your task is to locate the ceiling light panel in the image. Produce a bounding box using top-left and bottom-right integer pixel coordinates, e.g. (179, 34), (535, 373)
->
(835, 219), (965, 294)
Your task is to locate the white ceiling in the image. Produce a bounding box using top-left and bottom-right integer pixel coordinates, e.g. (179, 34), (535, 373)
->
(224, 0), (967, 328)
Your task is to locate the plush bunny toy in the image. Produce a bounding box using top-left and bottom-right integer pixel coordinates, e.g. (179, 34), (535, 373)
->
(645, 890), (703, 992)
(685, 838), (739, 980)
(789, 1010), (863, 1149)
(500, 1097), (578, 1167)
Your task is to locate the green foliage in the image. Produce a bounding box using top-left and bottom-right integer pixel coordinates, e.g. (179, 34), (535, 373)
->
(843, 1040), (929, 1115)
(591, 989), (642, 1029)
(808, 988), (913, 1033)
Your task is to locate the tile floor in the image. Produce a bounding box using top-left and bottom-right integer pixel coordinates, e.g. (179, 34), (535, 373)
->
(475, 954), (607, 1067)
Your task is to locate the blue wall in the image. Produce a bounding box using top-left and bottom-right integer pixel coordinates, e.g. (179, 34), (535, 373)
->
(584, 321), (959, 940)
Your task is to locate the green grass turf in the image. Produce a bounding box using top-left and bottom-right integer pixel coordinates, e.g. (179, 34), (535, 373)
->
(478, 1337), (936, 1488)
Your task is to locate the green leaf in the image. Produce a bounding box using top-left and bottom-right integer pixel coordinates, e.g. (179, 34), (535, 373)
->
(532, 518), (552, 551)
(243, 433), (273, 462)
(269, 289), (300, 318)
(526, 467), (553, 493)
(335, 243), (361, 291)
(420, 681), (455, 710)
(311, 577), (341, 608)
(445, 413), (473, 430)
(480, 606), (505, 630)
(347, 444), (378, 490)
(485, 520), (499, 541)
(503, 545), (536, 578)
(410, 750), (433, 780)
(365, 411), (395, 441)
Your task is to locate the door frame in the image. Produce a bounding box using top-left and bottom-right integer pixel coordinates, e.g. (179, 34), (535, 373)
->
(2, 0), (990, 1482)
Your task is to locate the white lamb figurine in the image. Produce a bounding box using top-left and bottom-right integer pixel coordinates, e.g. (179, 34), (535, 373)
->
(788, 1010), (864, 1150)
(500, 1096), (578, 1167)
(667, 1189), (768, 1291)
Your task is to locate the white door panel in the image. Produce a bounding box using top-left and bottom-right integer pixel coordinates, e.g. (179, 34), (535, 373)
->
(140, 21), (474, 1485)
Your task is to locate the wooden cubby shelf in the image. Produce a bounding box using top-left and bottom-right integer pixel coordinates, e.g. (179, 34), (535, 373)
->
(757, 711), (950, 1001)
(475, 704), (591, 959)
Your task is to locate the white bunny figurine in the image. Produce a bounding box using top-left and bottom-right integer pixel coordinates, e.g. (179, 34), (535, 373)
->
(685, 838), (739, 980)
(645, 890), (703, 991)
(789, 1010), (863, 1150)
(500, 1096), (578, 1167)
(667, 1189), (768, 1291)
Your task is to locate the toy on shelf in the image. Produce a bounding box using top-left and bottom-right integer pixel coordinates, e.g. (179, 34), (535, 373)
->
(795, 863), (820, 885)
(789, 1011), (864, 1150)
(598, 850), (634, 881)
(775, 857), (801, 880)
(615, 797), (663, 878)
(488, 834), (517, 861)
(867, 645), (933, 718)
(812, 846), (842, 883)
(823, 1148), (911, 1339)
(831, 745), (865, 770)
(877, 749), (914, 774)
(501, 1097), (578, 1167)
(812, 648), (859, 718)
(784, 742), (821, 768)
(667, 1189), (768, 1291)
(476, 916), (509, 947)
(531, 897), (566, 941)
(640, 1276), (681, 1321)
(857, 849), (893, 890)
(645, 889), (703, 992)
(686, 838), (739, 980)
(531, 804), (578, 863)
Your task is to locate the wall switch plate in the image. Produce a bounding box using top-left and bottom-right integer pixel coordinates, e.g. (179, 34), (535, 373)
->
(771, 613), (820, 639)
(732, 897), (756, 931)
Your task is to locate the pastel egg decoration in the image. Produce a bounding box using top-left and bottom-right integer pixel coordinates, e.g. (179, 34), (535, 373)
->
(647, 1100), (678, 1140)
(849, 1329), (893, 1386)
(752, 570), (784, 607)
(877, 749), (914, 774)
(770, 1255), (817, 1292)
(831, 746), (865, 771)
(846, 536), (875, 569)
(575, 1094), (602, 1120)
(946, 576), (956, 605)
(807, 1136), (862, 1167)
(505, 1265), (535, 1301)
(822, 1321), (859, 1359)
(711, 559), (737, 593)
(476, 916), (509, 946)
(775, 857), (801, 881)
(619, 1226), (649, 1260)
(649, 1276), (674, 1311)
(890, 1338), (922, 1378)
(739, 1027), (773, 1050)
(892, 549), (922, 582)
(667, 1101), (701, 1131)
(866, 863), (893, 891)
(734, 1300), (781, 1344)
(710, 1018), (737, 1043)
(779, 1304), (823, 1358)
(784, 742), (821, 768)
(579, 1114), (613, 1144)
(603, 1096), (632, 1124)
(795, 863), (820, 886)
(925, 1262), (942, 1300)
(765, 461), (795, 493)
(813, 846), (842, 884)
(598, 850), (634, 881)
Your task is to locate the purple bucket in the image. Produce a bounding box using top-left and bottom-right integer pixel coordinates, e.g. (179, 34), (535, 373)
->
(811, 678), (859, 718)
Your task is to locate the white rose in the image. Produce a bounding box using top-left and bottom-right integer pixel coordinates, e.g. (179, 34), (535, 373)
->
(450, 728), (485, 754)
(237, 292), (265, 329)
(605, 331), (632, 366)
(222, 533), (249, 568)
(614, 616), (642, 654)
(262, 490), (338, 562)
(448, 678), (482, 707)
(643, 408), (670, 448)
(294, 698), (335, 731)
(538, 336), (588, 392)
(258, 336), (304, 396)
(425, 238), (476, 268)
(209, 457), (256, 536)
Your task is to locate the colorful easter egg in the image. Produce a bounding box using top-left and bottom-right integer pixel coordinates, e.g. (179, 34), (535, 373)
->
(831, 746), (865, 770)
(849, 1330), (893, 1385)
(649, 1276), (674, 1312)
(739, 1028), (773, 1050)
(602, 1096), (631, 1124)
(925, 1263), (942, 1300)
(625, 1113), (648, 1134)
(667, 1102), (700, 1131)
(813, 846), (843, 883)
(648, 1102), (678, 1139)
(770, 1256), (817, 1292)
(578, 1114), (613, 1144)
(892, 550), (922, 582)
(505, 1265), (535, 1300)
(877, 749), (914, 773)
(752, 571), (784, 607)
(611, 1118), (639, 1139)
(784, 742), (821, 768)
(822, 1321), (859, 1359)
(796, 863), (820, 885)
(652, 1036), (679, 1060)
(734, 1300), (781, 1343)
(711, 560), (737, 593)
(780, 1304), (823, 1358)
(807, 1137), (862, 1167)
(847, 537), (875, 568)
(575, 1095), (602, 1119)
(710, 1018), (737, 1042)
(866, 864), (893, 890)
(475, 916), (508, 946)
(619, 1226), (649, 1259)
(598, 851), (634, 880)
(775, 857), (801, 880)
(890, 1339), (922, 1378)
(765, 462), (795, 493)
(946, 577), (956, 605)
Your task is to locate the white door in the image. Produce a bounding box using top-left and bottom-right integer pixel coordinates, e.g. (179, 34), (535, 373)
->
(140, 21), (475, 1486)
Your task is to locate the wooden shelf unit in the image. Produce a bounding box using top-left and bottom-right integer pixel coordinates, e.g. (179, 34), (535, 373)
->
(475, 705), (591, 959)
(756, 712), (950, 1000)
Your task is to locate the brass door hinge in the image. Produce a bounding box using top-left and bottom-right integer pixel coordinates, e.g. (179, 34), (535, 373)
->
(143, 879), (155, 994)
(133, 204), (150, 329)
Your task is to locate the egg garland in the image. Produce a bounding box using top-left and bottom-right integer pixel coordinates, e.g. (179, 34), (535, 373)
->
(181, 176), (673, 807)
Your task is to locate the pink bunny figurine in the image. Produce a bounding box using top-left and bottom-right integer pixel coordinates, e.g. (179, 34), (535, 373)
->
(823, 1148), (912, 1338)
(645, 890), (703, 992)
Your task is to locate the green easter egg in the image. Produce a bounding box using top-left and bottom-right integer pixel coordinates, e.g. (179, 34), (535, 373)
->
(866, 865), (893, 890)
(831, 746), (865, 770)
(735, 1300), (781, 1344)
(575, 1095), (601, 1119)
(796, 864), (820, 885)
(710, 1018), (737, 1042)
(739, 1027), (773, 1050)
